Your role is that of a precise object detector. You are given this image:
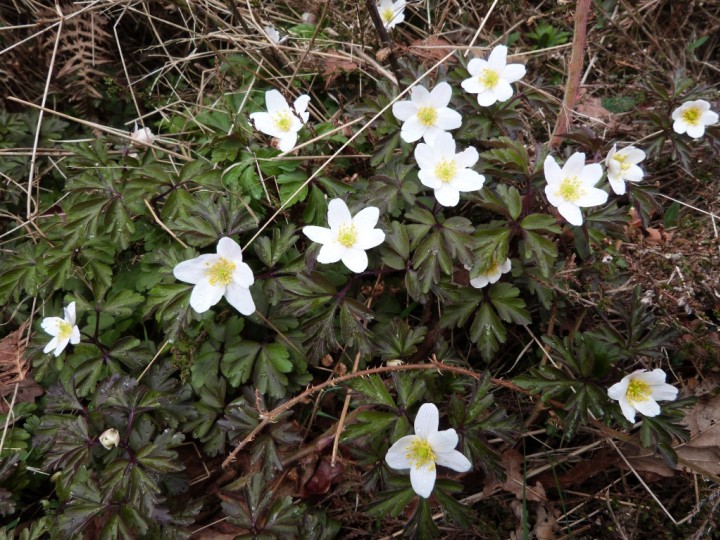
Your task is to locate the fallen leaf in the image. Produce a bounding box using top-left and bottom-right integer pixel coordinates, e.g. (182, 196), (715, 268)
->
(484, 449), (546, 501)
(407, 37), (457, 65)
(0, 322), (43, 413)
(302, 456), (344, 496)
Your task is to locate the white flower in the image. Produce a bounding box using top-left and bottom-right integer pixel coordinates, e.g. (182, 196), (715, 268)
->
(249, 89), (311, 152)
(605, 144), (645, 195)
(130, 123), (154, 146)
(303, 199), (385, 273)
(173, 237), (256, 315)
(414, 132), (484, 207)
(264, 25), (287, 45)
(461, 45), (526, 107)
(544, 152), (608, 226)
(99, 428), (120, 449)
(470, 258), (511, 289)
(385, 403), (472, 498)
(607, 368), (678, 423)
(392, 82), (462, 144)
(377, 0), (406, 30)
(671, 100), (718, 139)
(41, 302), (80, 357)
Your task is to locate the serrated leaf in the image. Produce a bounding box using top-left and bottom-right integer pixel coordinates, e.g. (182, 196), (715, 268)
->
(350, 375), (396, 407)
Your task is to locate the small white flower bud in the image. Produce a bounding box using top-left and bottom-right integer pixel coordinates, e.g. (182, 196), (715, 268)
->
(99, 428), (120, 449)
(130, 124), (155, 146)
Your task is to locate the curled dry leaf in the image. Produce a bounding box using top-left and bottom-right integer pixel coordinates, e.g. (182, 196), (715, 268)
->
(484, 448), (547, 501)
(0, 322), (43, 413)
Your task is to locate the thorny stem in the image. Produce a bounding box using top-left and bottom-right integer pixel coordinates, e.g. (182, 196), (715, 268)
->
(550, 0), (592, 148)
(365, 0), (405, 90)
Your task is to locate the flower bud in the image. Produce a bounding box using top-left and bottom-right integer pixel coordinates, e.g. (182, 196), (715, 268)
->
(99, 428), (120, 449)
(130, 124), (154, 146)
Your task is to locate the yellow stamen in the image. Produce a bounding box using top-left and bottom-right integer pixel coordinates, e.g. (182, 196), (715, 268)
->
(406, 438), (436, 470)
(612, 154), (631, 172)
(273, 111), (293, 132)
(434, 159), (457, 183)
(479, 68), (500, 89)
(206, 258), (236, 286)
(681, 107), (701, 126)
(337, 223), (358, 247)
(416, 106), (438, 127)
(381, 8), (394, 23)
(626, 379), (651, 403)
(557, 176), (586, 203)
(57, 321), (73, 341)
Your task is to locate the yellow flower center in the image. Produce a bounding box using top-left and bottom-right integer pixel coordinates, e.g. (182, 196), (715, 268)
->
(57, 321), (73, 341)
(626, 379), (651, 403)
(406, 438), (436, 470)
(381, 8), (394, 23)
(273, 110), (293, 132)
(479, 68), (500, 89)
(681, 107), (701, 126)
(612, 154), (631, 172)
(434, 159), (457, 183)
(557, 176), (586, 203)
(416, 106), (438, 127)
(337, 223), (358, 247)
(206, 257), (236, 286)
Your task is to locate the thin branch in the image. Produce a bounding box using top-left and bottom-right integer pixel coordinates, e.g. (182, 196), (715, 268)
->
(364, 0), (404, 89)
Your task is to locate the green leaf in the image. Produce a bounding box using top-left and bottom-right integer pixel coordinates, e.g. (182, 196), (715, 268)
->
(496, 184), (522, 220)
(342, 411), (397, 441)
(488, 283), (531, 325)
(349, 375), (396, 407)
(470, 303), (506, 360)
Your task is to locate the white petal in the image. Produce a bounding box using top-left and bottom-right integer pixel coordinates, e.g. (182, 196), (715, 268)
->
(265, 89), (288, 113)
(44, 336), (59, 354)
(544, 184), (563, 208)
(303, 225), (335, 245)
(385, 435), (416, 470)
(414, 403), (439, 439)
(563, 153), (586, 178)
(410, 466), (436, 498)
(435, 186), (461, 207)
(434, 108), (462, 130)
(224, 282), (256, 315)
(576, 187), (608, 208)
(633, 398), (661, 418)
(41, 317), (64, 337)
(428, 428), (458, 453)
(637, 369), (665, 385)
(410, 85), (431, 107)
(173, 255), (216, 285)
(392, 100), (417, 121)
(232, 262), (255, 288)
(293, 94), (310, 118)
(418, 171), (442, 189)
(500, 258), (512, 273)
(461, 77), (484, 94)
(434, 450), (472, 473)
(432, 132), (456, 155)
(414, 143), (435, 170)
(558, 202), (583, 226)
(470, 276), (489, 289)
(342, 248), (369, 273)
(250, 112), (280, 138)
(624, 165), (644, 183)
(501, 63), (526, 83)
(672, 119), (687, 134)
(618, 398), (637, 423)
(608, 178), (626, 195)
(686, 124), (705, 138)
(353, 206), (380, 230)
(476, 90), (498, 107)
(453, 169), (485, 192)
(317, 243), (345, 264)
(543, 155), (562, 184)
(277, 132), (298, 152)
(455, 147), (479, 168)
(493, 80), (514, 102)
(355, 229), (385, 250)
(701, 110), (718, 126)
(70, 326), (81, 345)
(430, 82), (452, 107)
(466, 57), (487, 76)
(579, 163), (603, 186)
(651, 384), (678, 402)
(487, 45), (507, 71)
(65, 302), (76, 325)
(189, 279), (225, 313)
(217, 237), (243, 260)
(400, 116), (425, 143)
(53, 337), (70, 357)
(624, 147), (646, 164)
(327, 199), (352, 229)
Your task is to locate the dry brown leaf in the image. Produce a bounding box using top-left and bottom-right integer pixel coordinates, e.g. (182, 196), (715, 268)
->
(675, 393), (720, 477)
(484, 449), (547, 501)
(322, 58), (359, 88)
(0, 322), (43, 413)
(575, 90), (612, 121)
(407, 36), (457, 65)
(533, 503), (558, 540)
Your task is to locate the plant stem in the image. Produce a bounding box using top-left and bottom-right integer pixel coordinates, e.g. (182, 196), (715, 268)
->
(365, 0), (405, 89)
(550, 0), (592, 148)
